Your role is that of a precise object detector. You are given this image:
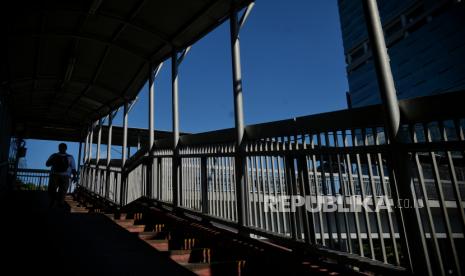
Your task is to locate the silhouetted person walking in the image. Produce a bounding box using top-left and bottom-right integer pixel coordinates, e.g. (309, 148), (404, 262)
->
(46, 143), (77, 207)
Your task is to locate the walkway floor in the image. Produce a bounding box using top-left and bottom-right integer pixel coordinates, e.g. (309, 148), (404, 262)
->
(0, 191), (194, 276)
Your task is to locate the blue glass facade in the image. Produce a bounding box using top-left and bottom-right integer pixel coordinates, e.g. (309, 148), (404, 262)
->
(338, 0), (465, 107)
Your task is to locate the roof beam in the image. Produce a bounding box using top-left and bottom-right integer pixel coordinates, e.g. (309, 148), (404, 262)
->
(5, 78), (122, 99)
(68, 0), (149, 122)
(12, 9), (171, 45)
(8, 33), (148, 61)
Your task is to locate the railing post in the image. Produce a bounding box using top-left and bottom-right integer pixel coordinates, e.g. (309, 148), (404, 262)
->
(89, 123), (94, 164)
(201, 156), (208, 214)
(105, 113), (113, 199)
(83, 128), (88, 164)
(362, 0), (430, 274)
(147, 63), (155, 199)
(96, 118), (103, 194)
(84, 125), (91, 188)
(75, 140), (82, 192)
(284, 156), (298, 240)
(89, 122), (95, 191)
(172, 52), (180, 207)
(297, 155), (316, 245)
(120, 102), (129, 206)
(230, 7), (247, 228)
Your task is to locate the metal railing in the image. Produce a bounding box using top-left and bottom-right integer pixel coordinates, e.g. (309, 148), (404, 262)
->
(15, 168), (50, 190)
(79, 91), (465, 274)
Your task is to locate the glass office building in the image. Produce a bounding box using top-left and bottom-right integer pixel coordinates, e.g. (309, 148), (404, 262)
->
(338, 0), (465, 107)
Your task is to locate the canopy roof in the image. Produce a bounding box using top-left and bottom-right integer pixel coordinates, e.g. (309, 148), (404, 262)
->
(2, 0), (251, 140)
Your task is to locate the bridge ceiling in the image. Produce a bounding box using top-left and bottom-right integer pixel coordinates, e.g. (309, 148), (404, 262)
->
(1, 0), (251, 140)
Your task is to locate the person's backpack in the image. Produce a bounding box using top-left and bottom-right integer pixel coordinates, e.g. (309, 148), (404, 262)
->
(53, 154), (69, 173)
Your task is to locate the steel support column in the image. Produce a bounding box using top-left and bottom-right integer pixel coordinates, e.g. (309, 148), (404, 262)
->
(96, 118), (102, 164)
(172, 52), (180, 207)
(83, 127), (89, 164)
(77, 140), (82, 180)
(121, 102), (129, 206)
(230, 9), (247, 228)
(105, 113), (113, 199)
(147, 66), (155, 198)
(95, 118), (103, 193)
(88, 123), (94, 163)
(362, 0), (431, 274)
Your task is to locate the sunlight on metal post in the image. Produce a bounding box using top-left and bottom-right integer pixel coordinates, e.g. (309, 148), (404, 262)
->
(362, 0), (432, 274)
(77, 140), (82, 177)
(83, 126), (89, 164)
(105, 113), (113, 199)
(149, 64), (155, 150)
(121, 102), (129, 206)
(172, 52), (180, 207)
(96, 118), (102, 164)
(230, 7), (246, 228)
(88, 123), (94, 163)
(147, 64), (155, 199)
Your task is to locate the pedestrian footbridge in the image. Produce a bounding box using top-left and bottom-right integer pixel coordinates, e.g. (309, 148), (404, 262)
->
(1, 1), (465, 275)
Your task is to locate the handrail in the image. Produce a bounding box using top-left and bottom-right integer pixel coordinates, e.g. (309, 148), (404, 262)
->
(16, 168), (51, 173)
(136, 90), (464, 154)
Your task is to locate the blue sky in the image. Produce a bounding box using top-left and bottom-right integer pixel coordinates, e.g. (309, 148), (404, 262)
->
(25, 0), (349, 169)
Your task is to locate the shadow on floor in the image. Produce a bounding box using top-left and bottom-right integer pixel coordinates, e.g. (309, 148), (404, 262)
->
(0, 191), (194, 276)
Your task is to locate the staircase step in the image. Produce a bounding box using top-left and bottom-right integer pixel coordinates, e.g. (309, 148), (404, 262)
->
(182, 261), (243, 276)
(165, 250), (192, 263)
(145, 239), (169, 251)
(138, 231), (169, 240)
(115, 219), (136, 226)
(122, 224), (146, 233)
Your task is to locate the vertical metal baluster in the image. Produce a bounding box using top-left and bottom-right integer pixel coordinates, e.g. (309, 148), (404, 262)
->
(190, 157), (194, 209)
(353, 128), (375, 259)
(310, 134), (326, 245)
(277, 148), (288, 235)
(424, 123), (462, 275)
(324, 132), (343, 249)
(215, 155), (221, 217)
(231, 155), (236, 221)
(317, 133), (335, 247)
(216, 154), (222, 217)
(165, 157), (168, 202)
(198, 157), (202, 211)
(410, 124), (444, 274)
(260, 151), (270, 231)
(440, 121), (465, 232)
(270, 153), (281, 234)
(183, 158), (187, 207)
(183, 156), (186, 208)
(207, 157), (212, 216)
(182, 158), (186, 207)
(230, 154), (236, 221)
(209, 157), (214, 216)
(298, 134), (316, 244)
(220, 154), (227, 220)
(264, 146), (276, 233)
(229, 155), (235, 221)
(373, 127), (400, 265)
(253, 154), (263, 229)
(223, 156), (229, 220)
(223, 154), (229, 220)
(363, 129), (387, 262)
(248, 154), (257, 228)
(196, 156), (200, 210)
(218, 154), (225, 218)
(333, 131), (353, 253)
